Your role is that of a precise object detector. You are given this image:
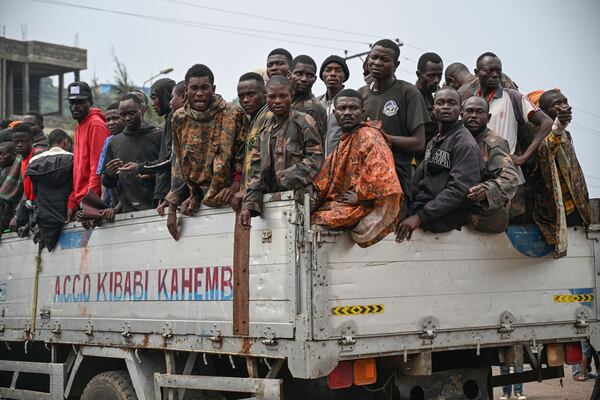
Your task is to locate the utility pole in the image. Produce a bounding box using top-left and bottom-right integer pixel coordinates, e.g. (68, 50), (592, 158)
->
(343, 39), (404, 62)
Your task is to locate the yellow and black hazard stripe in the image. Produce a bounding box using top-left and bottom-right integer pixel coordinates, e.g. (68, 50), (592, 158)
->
(332, 304), (384, 316)
(553, 294), (594, 303)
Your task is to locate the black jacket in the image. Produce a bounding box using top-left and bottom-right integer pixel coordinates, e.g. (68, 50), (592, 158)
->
(412, 120), (482, 232)
(137, 78), (176, 200)
(151, 78), (175, 117)
(26, 148), (73, 251)
(138, 112), (173, 200)
(102, 123), (162, 212)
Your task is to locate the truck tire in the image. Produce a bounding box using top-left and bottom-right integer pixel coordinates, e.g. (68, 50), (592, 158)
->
(81, 370), (137, 400)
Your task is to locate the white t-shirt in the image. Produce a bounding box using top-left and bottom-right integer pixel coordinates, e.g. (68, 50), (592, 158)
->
(486, 87), (538, 154)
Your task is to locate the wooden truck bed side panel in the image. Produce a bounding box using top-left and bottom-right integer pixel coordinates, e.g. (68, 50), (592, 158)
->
(0, 201), (298, 339)
(321, 227), (595, 337)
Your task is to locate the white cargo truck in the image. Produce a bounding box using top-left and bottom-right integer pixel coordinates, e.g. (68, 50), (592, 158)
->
(0, 192), (599, 399)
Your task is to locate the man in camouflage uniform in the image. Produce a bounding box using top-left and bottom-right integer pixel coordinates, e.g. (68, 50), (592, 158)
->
(290, 55), (328, 142)
(534, 89), (590, 258)
(462, 96), (520, 233)
(239, 76), (323, 229)
(237, 72), (268, 189)
(164, 64), (247, 240)
(239, 48), (294, 192)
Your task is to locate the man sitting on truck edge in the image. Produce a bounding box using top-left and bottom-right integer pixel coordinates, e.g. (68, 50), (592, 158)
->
(533, 89), (590, 258)
(462, 96), (519, 234)
(164, 64), (247, 240)
(26, 129), (73, 251)
(311, 89), (402, 247)
(239, 76), (323, 230)
(102, 94), (162, 213)
(233, 72), (269, 212)
(396, 87), (482, 242)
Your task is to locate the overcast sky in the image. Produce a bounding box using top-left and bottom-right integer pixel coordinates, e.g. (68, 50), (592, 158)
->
(2, 0), (600, 196)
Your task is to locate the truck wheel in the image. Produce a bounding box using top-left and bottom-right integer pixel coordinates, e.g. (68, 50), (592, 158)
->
(81, 370), (137, 400)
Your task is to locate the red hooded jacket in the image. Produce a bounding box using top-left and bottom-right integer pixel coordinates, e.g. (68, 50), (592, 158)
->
(68, 108), (109, 210)
(21, 148), (45, 201)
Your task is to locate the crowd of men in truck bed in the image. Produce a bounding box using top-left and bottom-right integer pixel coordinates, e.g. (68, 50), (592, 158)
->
(0, 39), (591, 257)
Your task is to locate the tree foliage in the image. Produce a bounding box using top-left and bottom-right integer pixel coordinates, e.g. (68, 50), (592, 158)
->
(49, 48), (165, 129)
(111, 46), (134, 95)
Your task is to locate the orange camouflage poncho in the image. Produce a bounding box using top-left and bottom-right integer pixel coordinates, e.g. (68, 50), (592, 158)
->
(311, 121), (403, 247)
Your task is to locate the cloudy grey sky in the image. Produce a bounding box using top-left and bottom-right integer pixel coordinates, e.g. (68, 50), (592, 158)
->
(2, 0), (600, 196)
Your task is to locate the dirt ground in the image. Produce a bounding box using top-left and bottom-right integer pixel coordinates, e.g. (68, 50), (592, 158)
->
(492, 366), (595, 399)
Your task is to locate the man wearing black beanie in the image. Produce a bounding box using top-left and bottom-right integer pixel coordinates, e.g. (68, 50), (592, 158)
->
(317, 55), (350, 155)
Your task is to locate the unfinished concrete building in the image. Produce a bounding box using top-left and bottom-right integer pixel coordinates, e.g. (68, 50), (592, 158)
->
(0, 37), (87, 119)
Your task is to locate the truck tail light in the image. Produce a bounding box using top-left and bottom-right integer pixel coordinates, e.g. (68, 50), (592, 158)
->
(354, 358), (377, 386)
(327, 361), (353, 389)
(566, 342), (583, 365)
(546, 343), (565, 367)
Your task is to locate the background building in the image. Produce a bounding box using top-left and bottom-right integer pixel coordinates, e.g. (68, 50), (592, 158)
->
(0, 37), (86, 118)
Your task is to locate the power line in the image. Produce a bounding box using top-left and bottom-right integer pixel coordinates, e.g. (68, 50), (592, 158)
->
(24, 0), (600, 126)
(571, 122), (600, 138)
(572, 123), (600, 135)
(163, 0), (600, 124)
(164, 1), (424, 68)
(573, 107), (600, 120)
(27, 0), (355, 52)
(164, 0), (379, 41)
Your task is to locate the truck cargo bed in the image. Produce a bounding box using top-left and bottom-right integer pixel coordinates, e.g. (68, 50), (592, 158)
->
(1, 193), (598, 380)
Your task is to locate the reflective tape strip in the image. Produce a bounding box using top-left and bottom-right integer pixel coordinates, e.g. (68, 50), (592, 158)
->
(553, 294), (594, 303)
(332, 304), (384, 316)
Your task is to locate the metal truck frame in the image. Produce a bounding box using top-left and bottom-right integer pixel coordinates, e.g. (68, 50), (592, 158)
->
(1, 192), (599, 399)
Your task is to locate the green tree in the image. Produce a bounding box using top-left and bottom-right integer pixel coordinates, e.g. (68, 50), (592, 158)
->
(92, 48), (165, 128)
(111, 47), (134, 96)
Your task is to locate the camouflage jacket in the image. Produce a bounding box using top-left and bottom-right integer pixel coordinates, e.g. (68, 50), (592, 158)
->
(241, 104), (273, 189)
(242, 110), (323, 216)
(470, 129), (520, 233)
(165, 95), (247, 207)
(291, 92), (328, 143)
(534, 125), (590, 258)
